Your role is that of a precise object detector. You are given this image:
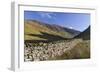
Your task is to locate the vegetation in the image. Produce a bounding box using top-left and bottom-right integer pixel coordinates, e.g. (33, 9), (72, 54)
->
(50, 40), (90, 60)
(24, 20), (90, 61)
(24, 20), (79, 40)
(75, 26), (90, 40)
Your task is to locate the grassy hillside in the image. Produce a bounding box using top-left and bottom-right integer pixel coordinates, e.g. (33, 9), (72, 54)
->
(24, 20), (79, 41)
(74, 26), (90, 40)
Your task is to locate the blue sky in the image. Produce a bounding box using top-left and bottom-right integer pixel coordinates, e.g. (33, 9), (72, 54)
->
(24, 11), (90, 32)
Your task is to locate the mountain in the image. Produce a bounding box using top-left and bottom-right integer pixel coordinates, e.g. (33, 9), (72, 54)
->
(62, 27), (80, 36)
(74, 26), (90, 40)
(24, 20), (80, 42)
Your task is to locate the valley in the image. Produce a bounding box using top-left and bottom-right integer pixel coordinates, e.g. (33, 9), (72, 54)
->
(24, 20), (90, 61)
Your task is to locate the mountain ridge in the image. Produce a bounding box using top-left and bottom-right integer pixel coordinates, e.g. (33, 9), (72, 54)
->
(74, 26), (90, 40)
(24, 20), (81, 41)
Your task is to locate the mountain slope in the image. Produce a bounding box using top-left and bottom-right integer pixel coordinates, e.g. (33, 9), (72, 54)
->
(24, 20), (80, 41)
(74, 26), (90, 40)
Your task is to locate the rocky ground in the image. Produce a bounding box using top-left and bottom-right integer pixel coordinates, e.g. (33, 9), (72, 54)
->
(24, 39), (89, 62)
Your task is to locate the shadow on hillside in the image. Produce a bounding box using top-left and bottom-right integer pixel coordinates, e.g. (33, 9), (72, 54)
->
(74, 26), (90, 40)
(25, 31), (68, 43)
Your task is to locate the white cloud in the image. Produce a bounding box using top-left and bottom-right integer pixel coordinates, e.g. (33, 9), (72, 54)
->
(38, 12), (56, 19)
(69, 26), (73, 29)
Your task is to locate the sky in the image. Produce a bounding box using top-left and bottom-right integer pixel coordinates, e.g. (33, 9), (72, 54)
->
(24, 11), (90, 32)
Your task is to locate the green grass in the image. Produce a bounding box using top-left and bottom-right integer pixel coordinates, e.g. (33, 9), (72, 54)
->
(24, 20), (73, 40)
